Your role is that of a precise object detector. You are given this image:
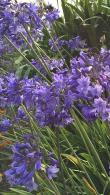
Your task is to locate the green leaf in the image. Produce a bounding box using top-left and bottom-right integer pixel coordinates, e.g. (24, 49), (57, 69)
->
(69, 4), (85, 20)
(1, 193), (17, 195)
(80, 153), (95, 166)
(98, 0), (103, 12)
(82, 177), (97, 195)
(101, 5), (110, 11)
(15, 65), (29, 78)
(15, 56), (23, 65)
(62, 154), (79, 165)
(10, 188), (32, 195)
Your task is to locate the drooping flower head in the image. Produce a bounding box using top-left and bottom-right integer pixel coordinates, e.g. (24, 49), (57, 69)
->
(0, 118), (11, 133)
(5, 134), (59, 192)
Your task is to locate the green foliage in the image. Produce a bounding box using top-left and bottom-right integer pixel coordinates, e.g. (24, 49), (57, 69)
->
(60, 0), (110, 48)
(2, 188), (32, 195)
(1, 105), (110, 194)
(1, 0), (110, 194)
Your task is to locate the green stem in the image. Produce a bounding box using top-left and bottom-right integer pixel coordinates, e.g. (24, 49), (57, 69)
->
(42, 22), (69, 69)
(71, 109), (109, 181)
(4, 36), (51, 84)
(61, 128), (99, 194)
(22, 25), (52, 76)
(21, 32), (50, 75)
(56, 127), (67, 195)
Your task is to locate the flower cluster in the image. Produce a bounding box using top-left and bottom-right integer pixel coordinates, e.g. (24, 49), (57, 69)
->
(0, 0), (60, 56)
(0, 1), (110, 193)
(49, 36), (86, 51)
(5, 134), (59, 192)
(46, 9), (60, 22)
(70, 48), (110, 120)
(0, 48), (110, 128)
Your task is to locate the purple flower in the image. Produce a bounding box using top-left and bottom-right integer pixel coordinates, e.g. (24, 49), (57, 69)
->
(76, 76), (90, 96)
(68, 36), (86, 50)
(17, 107), (26, 119)
(0, 0), (11, 7)
(0, 118), (11, 132)
(46, 165), (59, 180)
(46, 9), (60, 22)
(93, 97), (107, 114)
(5, 137), (42, 192)
(22, 77), (37, 108)
(49, 59), (64, 70)
(0, 1), (44, 50)
(49, 36), (65, 51)
(102, 108), (110, 121)
(5, 168), (38, 192)
(31, 59), (47, 75)
(35, 73), (74, 127)
(5, 74), (23, 106)
(17, 3), (41, 29)
(89, 84), (103, 97)
(5, 134), (59, 191)
(81, 106), (96, 120)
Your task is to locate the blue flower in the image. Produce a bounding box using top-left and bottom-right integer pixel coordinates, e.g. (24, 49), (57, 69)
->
(5, 74), (23, 106)
(89, 84), (103, 98)
(46, 165), (59, 180)
(93, 97), (107, 114)
(46, 9), (60, 22)
(68, 36), (86, 50)
(22, 77), (37, 108)
(77, 76), (90, 96)
(5, 168), (38, 192)
(15, 106), (28, 121)
(0, 0), (11, 7)
(5, 134), (43, 192)
(0, 118), (11, 132)
(5, 134), (59, 191)
(49, 36), (65, 51)
(81, 105), (96, 120)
